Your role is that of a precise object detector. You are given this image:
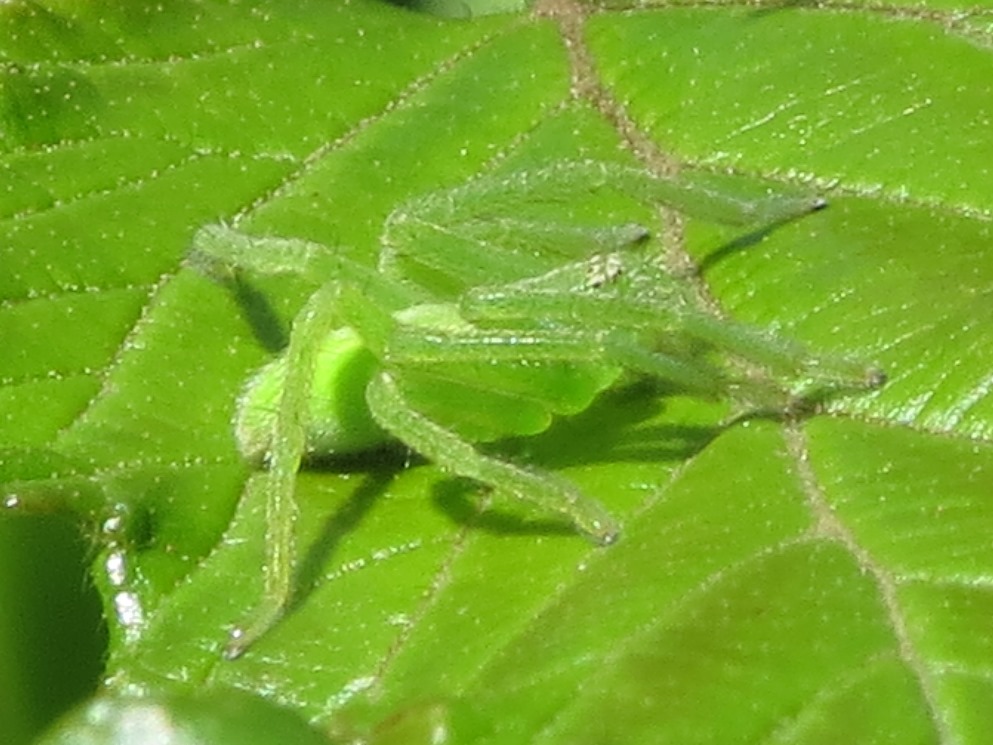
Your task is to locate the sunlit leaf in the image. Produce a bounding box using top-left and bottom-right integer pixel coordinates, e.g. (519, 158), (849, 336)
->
(3, 1), (992, 743)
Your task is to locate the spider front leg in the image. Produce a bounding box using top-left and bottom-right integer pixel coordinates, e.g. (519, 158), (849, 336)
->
(224, 281), (346, 659)
(378, 160), (822, 294)
(364, 373), (620, 545)
(191, 224), (421, 314)
(459, 274), (885, 413)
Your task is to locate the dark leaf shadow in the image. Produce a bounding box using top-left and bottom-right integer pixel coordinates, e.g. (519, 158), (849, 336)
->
(222, 273), (288, 354)
(433, 480), (579, 540)
(287, 466), (398, 616)
(489, 380), (723, 471)
(696, 200), (828, 276)
(431, 381), (725, 540)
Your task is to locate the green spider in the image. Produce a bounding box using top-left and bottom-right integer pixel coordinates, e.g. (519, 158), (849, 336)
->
(191, 160), (884, 658)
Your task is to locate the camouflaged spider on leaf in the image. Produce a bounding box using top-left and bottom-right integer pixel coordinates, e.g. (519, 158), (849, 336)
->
(190, 160), (884, 658)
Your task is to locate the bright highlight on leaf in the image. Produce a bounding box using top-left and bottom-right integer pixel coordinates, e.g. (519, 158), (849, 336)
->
(190, 160), (884, 659)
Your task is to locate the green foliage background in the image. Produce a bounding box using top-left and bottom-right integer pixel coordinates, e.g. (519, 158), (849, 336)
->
(2, 0), (993, 742)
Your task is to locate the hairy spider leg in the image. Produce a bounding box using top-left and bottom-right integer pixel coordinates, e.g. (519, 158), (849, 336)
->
(364, 373), (620, 545)
(386, 161), (824, 242)
(224, 281), (345, 659)
(192, 225), (423, 313)
(383, 213), (653, 294)
(379, 161), (824, 293)
(386, 323), (721, 395)
(457, 270), (886, 408)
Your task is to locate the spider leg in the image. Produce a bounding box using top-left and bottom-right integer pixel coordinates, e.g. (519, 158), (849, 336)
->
(673, 311), (886, 391)
(190, 224), (340, 282)
(388, 325), (728, 399)
(381, 215), (652, 292)
(386, 161), (822, 244)
(190, 224), (420, 312)
(460, 281), (884, 402)
(380, 161), (823, 291)
(365, 372), (620, 545)
(224, 281), (344, 659)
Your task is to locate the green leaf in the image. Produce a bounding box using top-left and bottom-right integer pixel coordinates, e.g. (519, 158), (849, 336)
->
(37, 689), (330, 745)
(3, 1), (992, 743)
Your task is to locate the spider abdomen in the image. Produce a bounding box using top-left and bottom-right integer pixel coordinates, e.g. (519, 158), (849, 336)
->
(235, 326), (388, 462)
